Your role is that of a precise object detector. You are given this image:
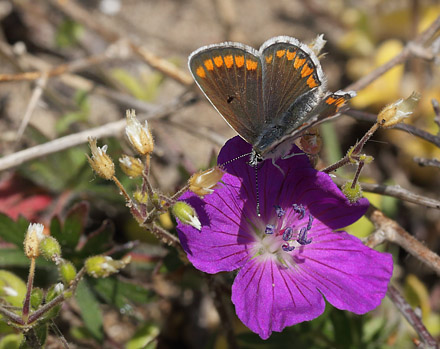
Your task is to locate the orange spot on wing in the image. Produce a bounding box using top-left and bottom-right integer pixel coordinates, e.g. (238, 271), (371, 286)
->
(246, 59), (258, 71)
(196, 66), (206, 78)
(213, 56), (223, 68)
(335, 97), (346, 107)
(276, 50), (286, 58)
(265, 55), (273, 64)
(326, 97), (336, 105)
(286, 50), (296, 60)
(306, 75), (318, 88)
(235, 55), (245, 68)
(294, 57), (305, 69)
(204, 59), (214, 71)
(224, 55), (234, 68)
(301, 64), (313, 77)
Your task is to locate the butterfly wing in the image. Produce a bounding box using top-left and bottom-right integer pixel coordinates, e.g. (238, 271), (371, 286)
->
(188, 43), (265, 146)
(261, 90), (356, 161)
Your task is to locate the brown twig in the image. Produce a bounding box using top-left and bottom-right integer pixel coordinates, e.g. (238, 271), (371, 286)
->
(0, 91), (195, 172)
(431, 98), (440, 135)
(387, 284), (438, 348)
(332, 176), (440, 209)
(345, 16), (440, 92)
(346, 109), (440, 148)
(0, 52), (113, 82)
(413, 157), (440, 168)
(15, 73), (48, 147)
(364, 205), (440, 276)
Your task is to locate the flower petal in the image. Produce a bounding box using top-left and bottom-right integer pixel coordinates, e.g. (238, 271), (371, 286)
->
(177, 173), (255, 273)
(296, 229), (393, 314)
(231, 257), (325, 339)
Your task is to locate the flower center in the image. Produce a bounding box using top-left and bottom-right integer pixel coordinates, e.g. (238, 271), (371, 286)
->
(254, 204), (314, 267)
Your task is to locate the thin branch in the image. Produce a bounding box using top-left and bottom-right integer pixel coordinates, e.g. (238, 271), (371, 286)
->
(345, 16), (440, 92)
(332, 176), (440, 209)
(387, 284), (438, 348)
(346, 109), (440, 148)
(0, 50), (113, 82)
(413, 157), (440, 168)
(364, 205), (440, 276)
(431, 98), (440, 135)
(0, 92), (195, 173)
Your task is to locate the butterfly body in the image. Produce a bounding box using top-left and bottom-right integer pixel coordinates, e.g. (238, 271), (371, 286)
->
(188, 35), (355, 166)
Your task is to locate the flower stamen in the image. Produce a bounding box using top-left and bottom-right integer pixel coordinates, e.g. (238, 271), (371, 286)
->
(293, 204), (306, 219)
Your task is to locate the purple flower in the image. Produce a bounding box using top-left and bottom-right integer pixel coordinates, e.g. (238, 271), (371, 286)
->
(177, 136), (393, 339)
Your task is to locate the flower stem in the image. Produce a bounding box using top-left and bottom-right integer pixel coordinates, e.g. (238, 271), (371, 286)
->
(22, 257), (36, 324)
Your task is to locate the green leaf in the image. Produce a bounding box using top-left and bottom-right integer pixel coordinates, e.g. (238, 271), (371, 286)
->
(0, 249), (53, 269)
(55, 19), (83, 48)
(126, 323), (159, 349)
(78, 220), (114, 258)
(0, 334), (23, 349)
(0, 270), (27, 307)
(89, 277), (155, 309)
(0, 214), (29, 247)
(55, 111), (88, 134)
(56, 202), (89, 251)
(75, 280), (103, 342)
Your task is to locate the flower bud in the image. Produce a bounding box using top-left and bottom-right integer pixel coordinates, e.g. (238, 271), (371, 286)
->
(133, 190), (148, 204)
(378, 92), (421, 128)
(85, 255), (131, 278)
(119, 155), (144, 178)
(46, 283), (64, 303)
(172, 201), (201, 231)
(59, 260), (77, 286)
(24, 223), (45, 259)
(188, 167), (224, 197)
(39, 236), (61, 263)
(43, 283), (64, 320)
(87, 138), (115, 180)
(342, 181), (363, 203)
(125, 109), (154, 155)
(30, 288), (44, 309)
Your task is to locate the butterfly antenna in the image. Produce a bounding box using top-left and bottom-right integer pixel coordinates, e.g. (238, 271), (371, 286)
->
(255, 165), (261, 217)
(218, 152), (252, 166)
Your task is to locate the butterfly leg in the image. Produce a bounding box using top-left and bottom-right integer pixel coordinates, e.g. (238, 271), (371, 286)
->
(271, 159), (285, 176)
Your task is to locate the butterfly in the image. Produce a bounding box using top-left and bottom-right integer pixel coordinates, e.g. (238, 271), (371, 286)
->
(188, 35), (355, 166)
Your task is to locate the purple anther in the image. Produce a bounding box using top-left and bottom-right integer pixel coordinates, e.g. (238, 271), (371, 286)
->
(265, 224), (275, 235)
(307, 214), (314, 231)
(282, 243), (295, 252)
(297, 227), (312, 245)
(292, 203), (306, 219)
(282, 227), (293, 241)
(274, 205), (285, 217)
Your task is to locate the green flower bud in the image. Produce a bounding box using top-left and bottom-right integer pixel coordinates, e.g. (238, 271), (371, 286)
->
(342, 181), (363, 203)
(30, 288), (44, 309)
(85, 255), (131, 278)
(172, 202), (201, 231)
(59, 260), (76, 286)
(39, 236), (61, 263)
(43, 283), (64, 320)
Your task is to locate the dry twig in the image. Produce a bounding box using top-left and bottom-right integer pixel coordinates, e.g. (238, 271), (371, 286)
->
(364, 205), (440, 276)
(332, 176), (440, 209)
(387, 284), (438, 348)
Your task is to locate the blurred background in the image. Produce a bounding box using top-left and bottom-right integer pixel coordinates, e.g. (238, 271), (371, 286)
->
(0, 0), (439, 348)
